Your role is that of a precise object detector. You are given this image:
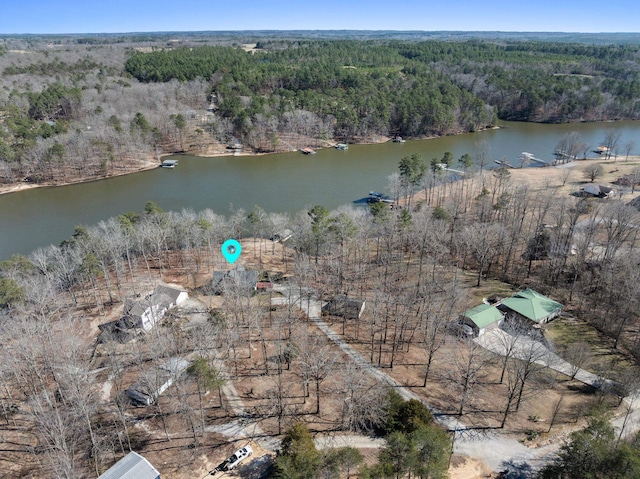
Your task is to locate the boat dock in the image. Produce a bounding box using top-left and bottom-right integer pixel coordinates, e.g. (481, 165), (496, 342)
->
(435, 163), (465, 175)
(494, 159), (516, 169)
(520, 152), (549, 166)
(161, 159), (178, 168)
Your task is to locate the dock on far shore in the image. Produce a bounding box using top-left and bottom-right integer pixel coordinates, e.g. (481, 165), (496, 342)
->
(161, 159), (179, 168)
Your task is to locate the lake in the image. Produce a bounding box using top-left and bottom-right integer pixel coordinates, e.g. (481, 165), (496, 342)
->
(1, 120), (639, 259)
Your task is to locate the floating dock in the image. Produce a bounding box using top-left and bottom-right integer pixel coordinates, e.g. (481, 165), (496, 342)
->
(520, 152), (549, 166)
(161, 159), (178, 168)
(494, 159), (515, 169)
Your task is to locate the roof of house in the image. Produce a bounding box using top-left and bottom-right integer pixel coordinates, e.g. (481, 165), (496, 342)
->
(125, 285), (187, 318)
(627, 195), (640, 210)
(580, 184), (614, 197)
(322, 296), (365, 318)
(500, 289), (563, 323)
(212, 267), (259, 291)
(462, 304), (504, 329)
(125, 300), (148, 318)
(147, 293), (174, 310)
(154, 284), (187, 304)
(98, 451), (160, 479)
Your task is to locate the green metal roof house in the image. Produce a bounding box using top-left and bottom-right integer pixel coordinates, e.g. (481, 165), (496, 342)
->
(499, 289), (563, 325)
(98, 451), (160, 479)
(460, 303), (504, 336)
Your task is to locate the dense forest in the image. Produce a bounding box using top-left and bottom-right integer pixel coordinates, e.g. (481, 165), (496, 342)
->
(1, 34), (640, 186)
(125, 40), (640, 128)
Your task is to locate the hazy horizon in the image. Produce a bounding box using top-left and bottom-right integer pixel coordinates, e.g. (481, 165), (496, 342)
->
(1, 0), (638, 35)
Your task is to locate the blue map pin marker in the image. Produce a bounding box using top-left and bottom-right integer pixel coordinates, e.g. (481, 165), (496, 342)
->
(221, 239), (241, 264)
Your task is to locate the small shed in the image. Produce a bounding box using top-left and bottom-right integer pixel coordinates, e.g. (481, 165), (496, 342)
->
(499, 289), (563, 325)
(98, 451), (160, 479)
(460, 304), (504, 336)
(322, 296), (365, 319)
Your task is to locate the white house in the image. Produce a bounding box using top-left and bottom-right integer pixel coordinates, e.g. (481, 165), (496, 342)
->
(154, 284), (188, 306)
(124, 284), (188, 331)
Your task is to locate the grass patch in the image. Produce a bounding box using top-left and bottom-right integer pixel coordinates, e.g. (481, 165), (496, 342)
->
(545, 317), (634, 376)
(459, 270), (517, 305)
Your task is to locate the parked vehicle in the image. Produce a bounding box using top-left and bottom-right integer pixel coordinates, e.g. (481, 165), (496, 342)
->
(215, 445), (253, 472)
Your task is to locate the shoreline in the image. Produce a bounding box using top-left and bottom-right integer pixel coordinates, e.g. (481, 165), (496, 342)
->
(0, 160), (162, 196)
(399, 154), (640, 208)
(0, 125), (532, 197)
(1, 150), (635, 200)
(0, 144), (331, 196)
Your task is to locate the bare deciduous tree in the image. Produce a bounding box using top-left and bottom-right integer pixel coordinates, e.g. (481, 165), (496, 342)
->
(583, 163), (604, 182)
(563, 342), (592, 380)
(297, 333), (338, 415)
(450, 339), (488, 415)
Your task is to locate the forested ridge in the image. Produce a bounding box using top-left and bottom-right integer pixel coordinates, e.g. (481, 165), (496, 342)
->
(126, 39), (640, 131)
(1, 35), (640, 187)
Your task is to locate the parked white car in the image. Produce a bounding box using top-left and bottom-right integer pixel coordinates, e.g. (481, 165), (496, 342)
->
(222, 445), (253, 471)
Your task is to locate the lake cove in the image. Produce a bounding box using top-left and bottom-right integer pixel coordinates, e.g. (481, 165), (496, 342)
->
(1, 120), (640, 259)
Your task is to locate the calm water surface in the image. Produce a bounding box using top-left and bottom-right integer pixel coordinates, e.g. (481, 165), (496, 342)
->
(1, 120), (640, 259)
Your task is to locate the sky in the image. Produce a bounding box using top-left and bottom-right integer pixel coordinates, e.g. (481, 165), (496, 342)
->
(1, 0), (639, 34)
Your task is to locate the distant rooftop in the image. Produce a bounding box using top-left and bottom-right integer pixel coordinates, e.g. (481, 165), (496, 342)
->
(98, 451), (160, 479)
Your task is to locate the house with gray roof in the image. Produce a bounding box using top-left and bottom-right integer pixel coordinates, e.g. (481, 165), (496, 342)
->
(212, 266), (259, 294)
(98, 451), (160, 479)
(124, 284), (188, 331)
(154, 284), (188, 306)
(124, 296), (168, 332)
(322, 296), (365, 319)
(578, 184), (615, 198)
